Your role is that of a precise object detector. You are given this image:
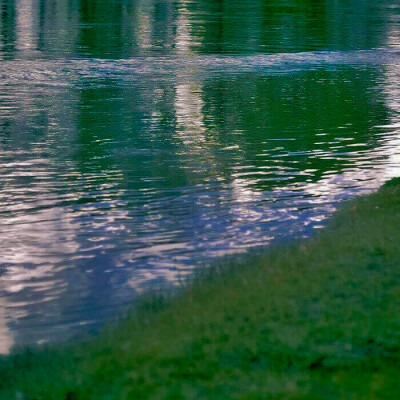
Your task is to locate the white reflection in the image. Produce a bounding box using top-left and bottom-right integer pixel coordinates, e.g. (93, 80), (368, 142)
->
(15, 0), (37, 53)
(136, 1), (153, 50)
(0, 79), (128, 352)
(387, 8), (400, 49)
(0, 208), (80, 265)
(126, 258), (193, 293)
(231, 178), (262, 204)
(174, 79), (221, 180)
(175, 2), (200, 53)
(174, 78), (273, 256)
(175, 82), (207, 143)
(0, 299), (14, 355)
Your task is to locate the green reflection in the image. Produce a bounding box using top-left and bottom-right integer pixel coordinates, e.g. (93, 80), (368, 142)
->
(200, 68), (389, 188)
(0, 0), (17, 58)
(67, 66), (390, 197)
(0, 0), (398, 352)
(0, 0), (396, 59)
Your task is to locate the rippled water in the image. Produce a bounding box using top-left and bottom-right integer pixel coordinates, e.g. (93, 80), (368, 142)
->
(0, 0), (399, 353)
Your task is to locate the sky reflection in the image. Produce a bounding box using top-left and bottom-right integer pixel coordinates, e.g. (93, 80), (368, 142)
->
(0, 0), (400, 353)
(1, 59), (400, 353)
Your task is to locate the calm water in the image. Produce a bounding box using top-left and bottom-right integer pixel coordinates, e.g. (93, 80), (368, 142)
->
(0, 0), (399, 353)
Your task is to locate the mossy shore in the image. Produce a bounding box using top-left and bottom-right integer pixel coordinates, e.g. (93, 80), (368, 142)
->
(2, 179), (400, 399)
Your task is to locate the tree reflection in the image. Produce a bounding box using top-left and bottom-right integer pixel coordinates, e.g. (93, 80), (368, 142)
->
(0, 0), (396, 59)
(0, 0), (399, 352)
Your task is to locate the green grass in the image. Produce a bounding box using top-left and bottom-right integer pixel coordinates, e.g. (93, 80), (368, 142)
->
(2, 178), (400, 399)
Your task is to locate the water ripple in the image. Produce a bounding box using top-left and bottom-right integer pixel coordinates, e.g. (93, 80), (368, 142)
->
(0, 50), (399, 86)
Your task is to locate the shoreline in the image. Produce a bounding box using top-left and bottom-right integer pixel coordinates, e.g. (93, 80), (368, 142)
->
(2, 178), (400, 399)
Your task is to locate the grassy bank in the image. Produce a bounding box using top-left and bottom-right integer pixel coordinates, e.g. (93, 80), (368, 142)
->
(2, 179), (400, 399)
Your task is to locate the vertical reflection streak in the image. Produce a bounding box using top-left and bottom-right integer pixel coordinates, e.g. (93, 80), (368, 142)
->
(0, 298), (14, 355)
(0, 0), (399, 354)
(175, 2), (200, 53)
(15, 0), (37, 54)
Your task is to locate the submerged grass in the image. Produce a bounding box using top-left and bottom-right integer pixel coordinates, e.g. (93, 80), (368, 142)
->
(2, 179), (400, 399)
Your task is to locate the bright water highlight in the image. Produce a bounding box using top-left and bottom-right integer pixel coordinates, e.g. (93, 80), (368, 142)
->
(0, 0), (399, 353)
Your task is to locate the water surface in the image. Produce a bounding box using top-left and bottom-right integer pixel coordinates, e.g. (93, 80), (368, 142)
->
(0, 0), (400, 353)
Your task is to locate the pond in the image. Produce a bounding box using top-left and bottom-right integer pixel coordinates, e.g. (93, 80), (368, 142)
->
(0, 0), (399, 353)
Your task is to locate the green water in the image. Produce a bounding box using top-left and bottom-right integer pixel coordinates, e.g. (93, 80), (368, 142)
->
(0, 0), (399, 353)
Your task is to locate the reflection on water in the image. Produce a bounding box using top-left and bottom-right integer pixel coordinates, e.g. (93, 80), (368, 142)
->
(0, 0), (399, 353)
(0, 0), (399, 59)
